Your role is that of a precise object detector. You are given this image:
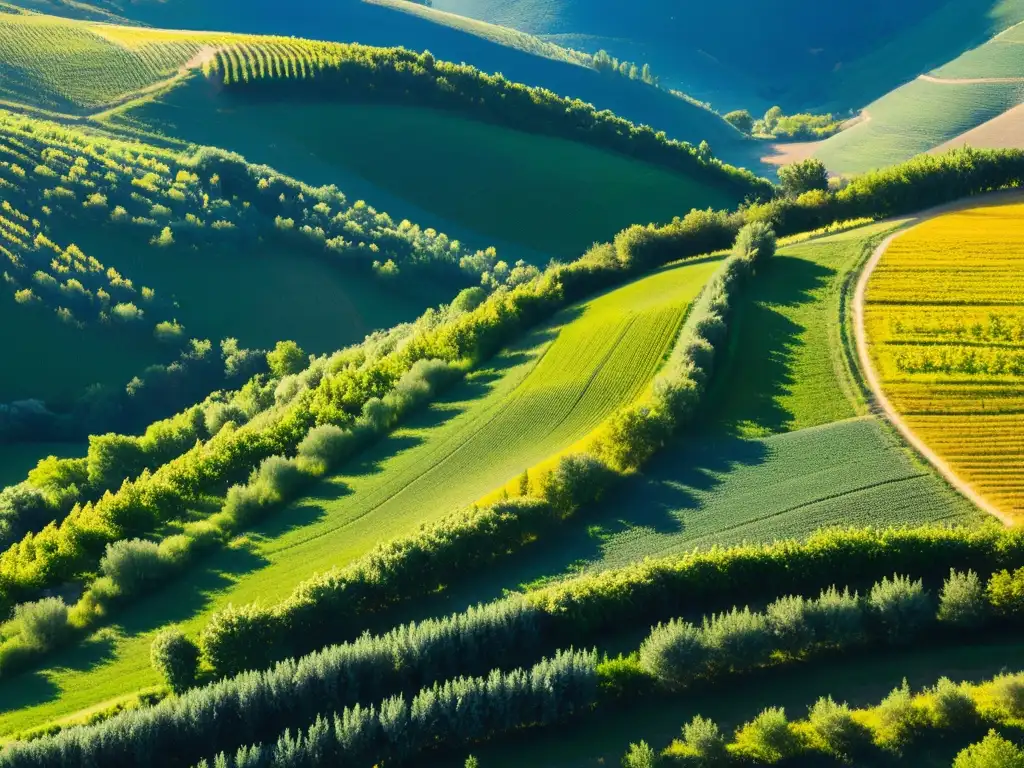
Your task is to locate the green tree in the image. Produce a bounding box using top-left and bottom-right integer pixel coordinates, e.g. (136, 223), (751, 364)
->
(763, 105), (784, 132)
(778, 158), (829, 197)
(724, 109), (754, 134)
(622, 741), (655, 768)
(267, 340), (307, 378)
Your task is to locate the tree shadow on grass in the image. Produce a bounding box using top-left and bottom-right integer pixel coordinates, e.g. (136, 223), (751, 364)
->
(703, 255), (834, 436)
(0, 543), (270, 713)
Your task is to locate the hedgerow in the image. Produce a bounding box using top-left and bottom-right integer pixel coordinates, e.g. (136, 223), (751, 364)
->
(13, 565), (1024, 767)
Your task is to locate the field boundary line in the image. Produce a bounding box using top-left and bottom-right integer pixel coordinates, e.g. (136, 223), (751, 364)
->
(853, 197), (1021, 526)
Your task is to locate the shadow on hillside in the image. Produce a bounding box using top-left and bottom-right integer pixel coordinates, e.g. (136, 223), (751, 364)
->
(0, 542), (271, 713)
(703, 254), (834, 435)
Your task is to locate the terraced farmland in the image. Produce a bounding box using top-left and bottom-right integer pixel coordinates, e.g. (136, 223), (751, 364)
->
(865, 200), (1024, 520)
(0, 253), (721, 736)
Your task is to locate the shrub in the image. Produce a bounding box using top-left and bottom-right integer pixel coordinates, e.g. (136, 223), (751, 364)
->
(733, 707), (802, 762)
(266, 340), (307, 378)
(675, 715), (729, 765)
(100, 539), (167, 597)
(765, 594), (814, 655)
(868, 575), (932, 645)
(701, 607), (772, 673)
(622, 741), (656, 768)
(953, 730), (1024, 768)
(778, 159), (829, 197)
(807, 696), (870, 758)
(939, 569), (989, 629)
(12, 598), (71, 650)
(540, 453), (615, 516)
(150, 629), (199, 694)
(805, 586), (863, 646)
(296, 424), (356, 472)
(987, 567), (1024, 617)
(929, 677), (978, 731)
(875, 680), (926, 749)
(253, 455), (307, 501)
(990, 674), (1024, 717)
(639, 619), (708, 688)
(203, 402), (247, 435)
(731, 221), (777, 267)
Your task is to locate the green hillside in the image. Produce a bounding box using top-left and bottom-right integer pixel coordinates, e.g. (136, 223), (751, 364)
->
(5, 0), (1024, 764)
(116, 93), (740, 259)
(0, 251), (720, 736)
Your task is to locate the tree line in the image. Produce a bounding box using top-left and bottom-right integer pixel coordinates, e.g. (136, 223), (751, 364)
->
(12, 559), (1024, 766)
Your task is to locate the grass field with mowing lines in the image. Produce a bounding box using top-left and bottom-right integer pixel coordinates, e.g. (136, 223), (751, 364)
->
(866, 200), (1024, 520)
(933, 21), (1024, 79)
(113, 95), (739, 259)
(422, 637), (1024, 767)
(0, 254), (721, 737)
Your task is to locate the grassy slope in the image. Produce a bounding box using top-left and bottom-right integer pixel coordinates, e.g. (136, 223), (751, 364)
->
(427, 0), (1024, 112)
(419, 223), (981, 610)
(0, 254), (721, 736)
(815, 80), (1024, 175)
(113, 91), (740, 259)
(816, 20), (1024, 174)
(52, 222), (446, 357)
(424, 637), (1024, 767)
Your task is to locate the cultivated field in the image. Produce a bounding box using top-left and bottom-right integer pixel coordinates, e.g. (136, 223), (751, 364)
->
(865, 200), (1024, 520)
(0, 253), (721, 736)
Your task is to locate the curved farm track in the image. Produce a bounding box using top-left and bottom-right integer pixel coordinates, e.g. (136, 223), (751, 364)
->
(853, 208), (1018, 527)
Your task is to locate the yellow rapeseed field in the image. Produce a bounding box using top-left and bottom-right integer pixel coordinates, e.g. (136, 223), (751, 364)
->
(865, 201), (1024, 518)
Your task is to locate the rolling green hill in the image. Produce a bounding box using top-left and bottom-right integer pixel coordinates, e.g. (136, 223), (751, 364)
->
(0, 251), (721, 736)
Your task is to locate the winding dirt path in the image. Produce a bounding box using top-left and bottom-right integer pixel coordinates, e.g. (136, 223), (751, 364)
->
(853, 211), (1017, 527)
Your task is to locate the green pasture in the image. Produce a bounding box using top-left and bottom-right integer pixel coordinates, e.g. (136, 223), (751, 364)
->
(933, 21), (1024, 78)
(113, 93), (739, 259)
(423, 637), (1024, 767)
(815, 79), (1024, 174)
(0, 253), (721, 736)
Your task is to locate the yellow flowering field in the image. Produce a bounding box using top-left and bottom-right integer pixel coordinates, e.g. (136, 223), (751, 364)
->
(865, 201), (1024, 519)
